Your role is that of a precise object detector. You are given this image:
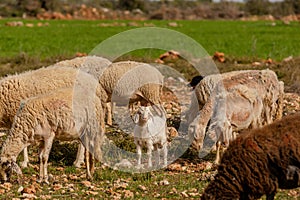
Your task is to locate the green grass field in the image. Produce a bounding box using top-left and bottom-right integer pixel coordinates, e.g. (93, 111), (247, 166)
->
(1, 19), (300, 61)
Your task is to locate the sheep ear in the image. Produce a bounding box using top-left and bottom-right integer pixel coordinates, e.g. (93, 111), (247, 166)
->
(133, 113), (139, 124)
(11, 162), (22, 175)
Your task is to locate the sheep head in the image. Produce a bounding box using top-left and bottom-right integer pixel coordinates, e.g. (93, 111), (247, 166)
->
(188, 115), (206, 151)
(0, 159), (22, 183)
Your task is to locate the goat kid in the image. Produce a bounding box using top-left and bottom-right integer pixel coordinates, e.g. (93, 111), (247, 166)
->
(133, 106), (167, 168)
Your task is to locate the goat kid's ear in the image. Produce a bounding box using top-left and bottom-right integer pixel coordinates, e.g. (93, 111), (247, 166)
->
(133, 113), (140, 124)
(11, 162), (22, 175)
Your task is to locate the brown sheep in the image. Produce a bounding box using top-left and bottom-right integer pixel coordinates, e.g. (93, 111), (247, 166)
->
(201, 113), (300, 200)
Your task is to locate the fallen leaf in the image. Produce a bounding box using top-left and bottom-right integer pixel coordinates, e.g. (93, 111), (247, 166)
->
(159, 180), (169, 186)
(69, 174), (78, 180)
(86, 190), (98, 195)
(171, 187), (177, 193)
(167, 163), (182, 171)
(189, 192), (199, 197)
(138, 185), (147, 191)
(123, 190), (134, 198)
(0, 182), (12, 190)
(22, 193), (37, 199)
(56, 167), (64, 171)
(17, 186), (24, 193)
(81, 180), (92, 188)
(53, 184), (63, 191)
(23, 185), (36, 194)
(39, 195), (52, 200)
(181, 191), (189, 197)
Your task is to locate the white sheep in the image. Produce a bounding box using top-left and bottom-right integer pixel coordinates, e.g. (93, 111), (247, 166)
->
(0, 65), (78, 168)
(54, 56), (112, 167)
(187, 69), (284, 163)
(133, 106), (167, 168)
(0, 56), (111, 169)
(0, 80), (104, 183)
(99, 61), (165, 116)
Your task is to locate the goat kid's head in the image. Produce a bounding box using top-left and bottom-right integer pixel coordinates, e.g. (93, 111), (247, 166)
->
(0, 160), (22, 183)
(133, 106), (153, 124)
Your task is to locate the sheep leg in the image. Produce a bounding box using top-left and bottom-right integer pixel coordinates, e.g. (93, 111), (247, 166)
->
(42, 133), (55, 184)
(20, 147), (29, 168)
(136, 143), (142, 166)
(90, 153), (95, 175)
(266, 193), (276, 200)
(38, 132), (55, 184)
(73, 143), (85, 168)
(147, 143), (153, 168)
(85, 149), (93, 180)
(162, 144), (168, 167)
(38, 142), (45, 183)
(214, 141), (221, 164)
(152, 145), (159, 166)
(155, 146), (160, 166)
(106, 102), (113, 126)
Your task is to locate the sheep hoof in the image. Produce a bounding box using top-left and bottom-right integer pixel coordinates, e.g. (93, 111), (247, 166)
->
(136, 164), (143, 169)
(48, 174), (54, 182)
(74, 161), (84, 168)
(37, 178), (43, 184)
(87, 175), (93, 181)
(213, 160), (220, 165)
(20, 161), (28, 169)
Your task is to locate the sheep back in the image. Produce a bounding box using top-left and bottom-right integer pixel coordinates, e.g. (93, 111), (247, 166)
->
(0, 66), (79, 127)
(54, 56), (111, 80)
(99, 61), (163, 105)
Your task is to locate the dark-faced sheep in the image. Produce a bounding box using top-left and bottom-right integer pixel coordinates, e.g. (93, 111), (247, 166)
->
(187, 69), (284, 163)
(201, 113), (300, 200)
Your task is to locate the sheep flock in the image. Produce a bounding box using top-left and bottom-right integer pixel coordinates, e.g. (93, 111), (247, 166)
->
(0, 55), (299, 199)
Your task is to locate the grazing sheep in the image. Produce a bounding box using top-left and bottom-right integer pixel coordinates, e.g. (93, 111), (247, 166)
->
(133, 106), (167, 168)
(54, 56), (112, 167)
(99, 61), (164, 116)
(0, 56), (110, 168)
(0, 83), (104, 183)
(187, 69), (284, 163)
(201, 113), (300, 200)
(0, 65), (79, 168)
(186, 69), (283, 124)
